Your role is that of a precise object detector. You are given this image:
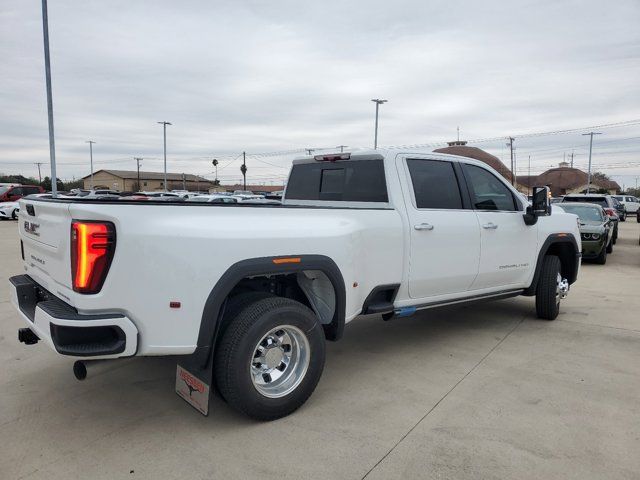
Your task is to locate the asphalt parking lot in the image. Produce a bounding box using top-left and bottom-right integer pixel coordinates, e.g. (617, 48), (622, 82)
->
(1, 219), (639, 480)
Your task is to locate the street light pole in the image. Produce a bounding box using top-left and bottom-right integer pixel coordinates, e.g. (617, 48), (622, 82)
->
(86, 140), (95, 189)
(371, 99), (387, 149)
(41, 0), (57, 197)
(158, 121), (171, 191)
(582, 132), (602, 194)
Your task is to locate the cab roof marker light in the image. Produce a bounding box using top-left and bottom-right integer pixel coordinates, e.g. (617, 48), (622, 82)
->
(314, 153), (351, 162)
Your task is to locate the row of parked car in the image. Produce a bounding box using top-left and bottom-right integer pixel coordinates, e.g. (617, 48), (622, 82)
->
(0, 186), (286, 220)
(553, 193), (639, 265)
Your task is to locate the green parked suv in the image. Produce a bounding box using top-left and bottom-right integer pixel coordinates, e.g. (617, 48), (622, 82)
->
(558, 202), (613, 265)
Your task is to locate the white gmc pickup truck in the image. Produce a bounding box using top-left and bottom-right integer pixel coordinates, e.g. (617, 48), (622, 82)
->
(10, 150), (581, 420)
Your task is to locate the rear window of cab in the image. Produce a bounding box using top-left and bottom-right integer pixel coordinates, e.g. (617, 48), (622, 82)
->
(286, 160), (388, 202)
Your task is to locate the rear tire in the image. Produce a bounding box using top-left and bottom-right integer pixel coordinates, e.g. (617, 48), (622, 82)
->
(620, 212), (626, 222)
(612, 227), (618, 244)
(536, 255), (562, 320)
(214, 297), (325, 420)
(11, 209), (17, 220)
(595, 245), (607, 265)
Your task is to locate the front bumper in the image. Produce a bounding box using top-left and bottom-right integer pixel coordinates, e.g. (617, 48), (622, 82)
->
(10, 275), (138, 358)
(581, 240), (605, 259)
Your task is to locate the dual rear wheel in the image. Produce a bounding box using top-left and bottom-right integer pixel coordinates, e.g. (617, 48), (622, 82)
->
(214, 295), (325, 420)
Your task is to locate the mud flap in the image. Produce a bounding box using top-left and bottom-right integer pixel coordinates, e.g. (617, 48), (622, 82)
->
(176, 349), (215, 416)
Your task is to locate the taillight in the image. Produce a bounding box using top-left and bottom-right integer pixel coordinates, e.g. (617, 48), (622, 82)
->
(71, 221), (116, 294)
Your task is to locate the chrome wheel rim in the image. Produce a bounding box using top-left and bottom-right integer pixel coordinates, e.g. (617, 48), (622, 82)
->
(556, 273), (569, 304)
(250, 325), (310, 398)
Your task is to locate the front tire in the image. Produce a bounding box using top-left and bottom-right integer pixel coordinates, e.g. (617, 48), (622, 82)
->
(12, 209), (17, 220)
(214, 297), (325, 420)
(620, 212), (626, 222)
(606, 240), (613, 254)
(595, 245), (607, 264)
(536, 255), (563, 320)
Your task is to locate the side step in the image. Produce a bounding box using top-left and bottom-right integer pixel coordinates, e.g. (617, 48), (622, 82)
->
(364, 302), (394, 315)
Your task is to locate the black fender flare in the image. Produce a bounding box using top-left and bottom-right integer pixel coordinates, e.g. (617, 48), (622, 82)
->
(523, 233), (581, 296)
(191, 254), (346, 368)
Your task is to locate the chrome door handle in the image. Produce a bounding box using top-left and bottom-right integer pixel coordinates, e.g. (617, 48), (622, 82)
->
(414, 223), (434, 231)
(482, 222), (498, 230)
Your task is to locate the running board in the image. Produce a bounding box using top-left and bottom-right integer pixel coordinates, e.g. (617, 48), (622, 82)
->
(393, 289), (524, 319)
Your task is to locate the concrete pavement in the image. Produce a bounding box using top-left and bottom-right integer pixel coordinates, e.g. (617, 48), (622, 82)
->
(0, 218), (638, 479)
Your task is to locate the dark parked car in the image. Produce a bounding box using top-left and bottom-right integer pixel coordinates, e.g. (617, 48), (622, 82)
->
(0, 184), (44, 202)
(561, 194), (619, 244)
(611, 196), (626, 221)
(558, 202), (613, 264)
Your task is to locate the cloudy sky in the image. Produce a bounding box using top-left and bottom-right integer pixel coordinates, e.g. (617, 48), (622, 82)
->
(1, 0), (639, 187)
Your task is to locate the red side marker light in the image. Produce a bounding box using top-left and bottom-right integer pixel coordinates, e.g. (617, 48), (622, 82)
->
(170, 301), (181, 309)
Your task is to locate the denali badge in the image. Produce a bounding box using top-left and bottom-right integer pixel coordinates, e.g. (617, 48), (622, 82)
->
(24, 221), (40, 236)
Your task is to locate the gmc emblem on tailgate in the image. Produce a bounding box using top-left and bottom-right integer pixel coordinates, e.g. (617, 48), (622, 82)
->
(24, 221), (40, 236)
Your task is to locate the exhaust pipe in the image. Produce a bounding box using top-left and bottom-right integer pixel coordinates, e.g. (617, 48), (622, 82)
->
(18, 328), (40, 345)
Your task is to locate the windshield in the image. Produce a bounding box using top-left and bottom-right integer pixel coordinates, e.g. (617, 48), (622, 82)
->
(0, 187), (9, 195)
(560, 204), (603, 222)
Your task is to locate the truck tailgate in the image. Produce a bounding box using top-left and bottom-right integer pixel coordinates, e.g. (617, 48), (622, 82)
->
(19, 199), (74, 299)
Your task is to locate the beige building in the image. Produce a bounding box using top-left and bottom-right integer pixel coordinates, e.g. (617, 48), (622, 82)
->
(82, 170), (214, 192)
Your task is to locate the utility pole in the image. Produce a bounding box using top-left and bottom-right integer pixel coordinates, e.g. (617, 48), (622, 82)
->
(240, 151), (247, 191)
(528, 155), (531, 196)
(134, 157), (142, 191)
(335, 145), (348, 153)
(157, 121), (171, 191)
(41, 0), (57, 197)
(582, 132), (602, 194)
(305, 148), (315, 156)
(182, 173), (186, 190)
(569, 150), (575, 168)
(86, 140), (95, 189)
(457, 126), (460, 142)
(34, 162), (43, 184)
(371, 99), (387, 149)
(507, 137), (515, 185)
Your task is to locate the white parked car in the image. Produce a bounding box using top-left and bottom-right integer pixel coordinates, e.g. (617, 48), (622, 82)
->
(612, 195), (640, 214)
(186, 194), (238, 204)
(0, 201), (19, 220)
(11, 150), (581, 420)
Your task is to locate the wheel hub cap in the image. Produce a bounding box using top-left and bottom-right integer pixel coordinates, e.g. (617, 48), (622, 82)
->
(250, 325), (310, 398)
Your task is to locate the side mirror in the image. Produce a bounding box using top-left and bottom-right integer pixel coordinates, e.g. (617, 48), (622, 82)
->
(524, 186), (551, 225)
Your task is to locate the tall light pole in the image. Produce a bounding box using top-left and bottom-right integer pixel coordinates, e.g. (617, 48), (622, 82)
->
(86, 140), (95, 189)
(582, 132), (602, 194)
(41, 0), (57, 197)
(371, 99), (387, 149)
(158, 121), (171, 191)
(212, 158), (218, 183)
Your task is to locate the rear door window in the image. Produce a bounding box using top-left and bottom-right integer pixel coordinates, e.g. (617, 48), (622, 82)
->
(406, 159), (463, 209)
(286, 160), (388, 202)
